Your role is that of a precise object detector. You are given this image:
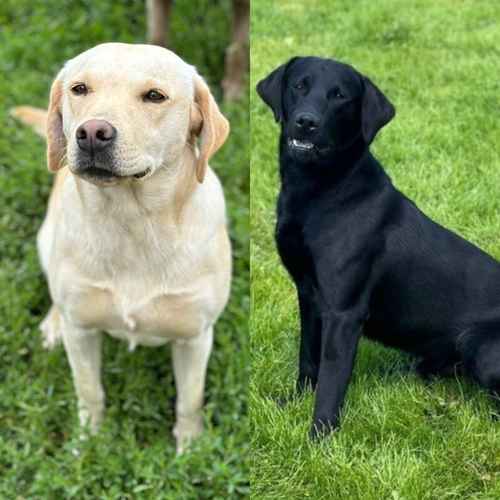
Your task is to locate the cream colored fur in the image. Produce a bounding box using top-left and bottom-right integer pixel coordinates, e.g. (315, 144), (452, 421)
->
(13, 43), (231, 454)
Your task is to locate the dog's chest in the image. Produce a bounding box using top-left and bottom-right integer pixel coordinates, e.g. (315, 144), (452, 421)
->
(275, 195), (315, 280)
(51, 217), (212, 345)
(64, 276), (209, 346)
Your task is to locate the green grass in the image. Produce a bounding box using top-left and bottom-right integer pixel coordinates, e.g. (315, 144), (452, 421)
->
(250, 1), (500, 498)
(0, 1), (248, 498)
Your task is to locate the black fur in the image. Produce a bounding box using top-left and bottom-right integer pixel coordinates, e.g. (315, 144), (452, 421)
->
(257, 56), (500, 438)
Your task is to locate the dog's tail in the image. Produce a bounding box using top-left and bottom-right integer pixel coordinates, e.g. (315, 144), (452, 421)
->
(10, 106), (48, 138)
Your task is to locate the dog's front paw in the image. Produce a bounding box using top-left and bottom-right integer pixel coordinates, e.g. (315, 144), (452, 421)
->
(173, 413), (203, 455)
(77, 400), (104, 435)
(309, 417), (337, 441)
(296, 374), (318, 394)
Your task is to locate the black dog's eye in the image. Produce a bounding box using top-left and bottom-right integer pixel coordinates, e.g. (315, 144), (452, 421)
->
(143, 89), (168, 103)
(328, 87), (345, 99)
(294, 82), (305, 91)
(71, 83), (88, 96)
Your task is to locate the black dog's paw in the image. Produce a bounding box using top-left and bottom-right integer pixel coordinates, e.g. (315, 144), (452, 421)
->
(296, 375), (317, 394)
(273, 388), (307, 408)
(309, 417), (337, 441)
(272, 377), (317, 409)
(274, 392), (298, 408)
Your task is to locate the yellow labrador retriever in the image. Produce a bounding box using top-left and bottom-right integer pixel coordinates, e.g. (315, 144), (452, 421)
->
(13, 43), (231, 453)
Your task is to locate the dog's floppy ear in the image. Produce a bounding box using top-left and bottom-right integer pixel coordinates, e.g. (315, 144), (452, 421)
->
(46, 71), (67, 172)
(191, 75), (230, 183)
(361, 76), (395, 145)
(256, 57), (298, 122)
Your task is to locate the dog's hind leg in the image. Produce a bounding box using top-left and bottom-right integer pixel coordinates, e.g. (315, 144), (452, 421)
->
(40, 305), (63, 350)
(464, 330), (500, 395)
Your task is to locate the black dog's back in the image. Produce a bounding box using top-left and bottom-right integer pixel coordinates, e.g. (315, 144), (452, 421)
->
(362, 156), (500, 358)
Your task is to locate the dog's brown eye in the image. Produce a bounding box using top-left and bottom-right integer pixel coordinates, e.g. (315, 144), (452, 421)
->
(71, 83), (88, 95)
(144, 89), (167, 103)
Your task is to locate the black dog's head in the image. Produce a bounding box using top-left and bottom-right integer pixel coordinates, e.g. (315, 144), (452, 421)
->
(256, 56), (395, 163)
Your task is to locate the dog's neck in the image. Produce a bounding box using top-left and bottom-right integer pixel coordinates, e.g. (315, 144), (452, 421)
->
(280, 141), (391, 210)
(71, 145), (198, 223)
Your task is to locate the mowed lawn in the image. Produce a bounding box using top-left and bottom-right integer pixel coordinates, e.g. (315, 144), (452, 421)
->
(0, 1), (248, 498)
(251, 1), (500, 499)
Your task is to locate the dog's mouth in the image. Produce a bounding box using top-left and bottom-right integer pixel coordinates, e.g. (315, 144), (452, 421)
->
(287, 138), (333, 158)
(84, 166), (116, 180)
(77, 165), (152, 183)
(132, 169), (150, 179)
(288, 138), (315, 152)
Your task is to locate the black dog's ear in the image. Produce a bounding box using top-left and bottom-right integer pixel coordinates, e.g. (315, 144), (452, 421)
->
(256, 58), (298, 122)
(361, 76), (395, 144)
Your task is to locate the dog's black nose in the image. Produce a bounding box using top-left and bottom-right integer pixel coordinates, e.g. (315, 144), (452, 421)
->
(295, 112), (319, 133)
(76, 120), (116, 153)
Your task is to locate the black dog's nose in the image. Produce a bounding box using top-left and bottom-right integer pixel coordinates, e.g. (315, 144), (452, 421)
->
(76, 119), (116, 153)
(295, 112), (319, 133)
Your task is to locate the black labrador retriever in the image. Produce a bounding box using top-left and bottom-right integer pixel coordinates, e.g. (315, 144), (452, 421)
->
(257, 56), (500, 438)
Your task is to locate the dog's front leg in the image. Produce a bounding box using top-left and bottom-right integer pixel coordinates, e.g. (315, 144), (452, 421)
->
(172, 326), (213, 454)
(297, 284), (322, 393)
(60, 317), (104, 434)
(310, 310), (364, 439)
